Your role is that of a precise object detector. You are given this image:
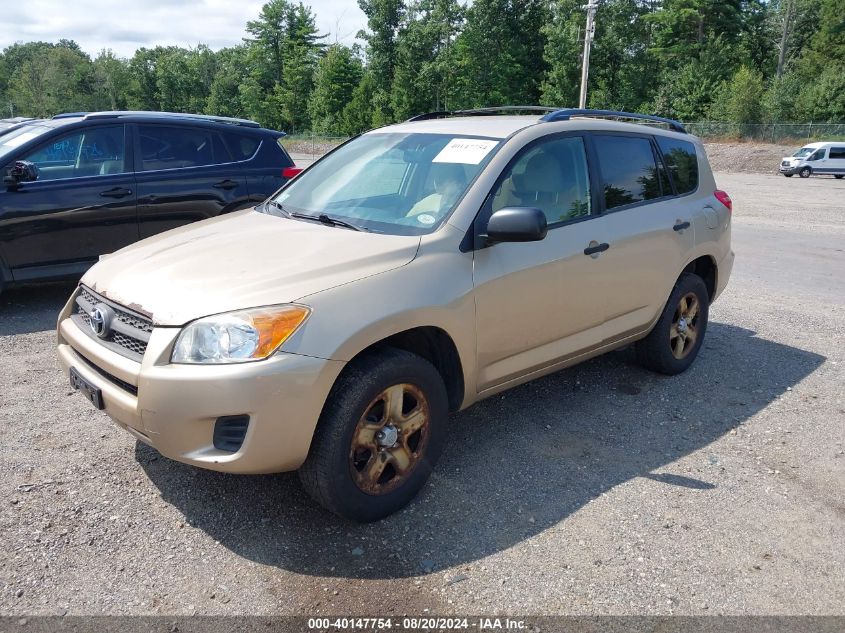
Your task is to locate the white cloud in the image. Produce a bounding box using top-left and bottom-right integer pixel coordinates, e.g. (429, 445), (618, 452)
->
(0, 0), (368, 58)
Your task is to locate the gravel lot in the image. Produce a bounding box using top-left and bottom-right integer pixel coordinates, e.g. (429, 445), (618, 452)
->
(0, 171), (843, 616)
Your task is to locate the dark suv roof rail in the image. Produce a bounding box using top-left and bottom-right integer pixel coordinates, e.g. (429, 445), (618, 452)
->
(52, 112), (90, 119)
(407, 105), (558, 122)
(76, 111), (263, 129)
(540, 108), (686, 134)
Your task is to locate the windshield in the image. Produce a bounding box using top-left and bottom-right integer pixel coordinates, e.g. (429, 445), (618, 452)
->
(793, 147), (814, 158)
(0, 124), (52, 163)
(268, 133), (501, 235)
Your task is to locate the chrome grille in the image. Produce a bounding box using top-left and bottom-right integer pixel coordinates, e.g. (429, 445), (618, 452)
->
(72, 286), (153, 361)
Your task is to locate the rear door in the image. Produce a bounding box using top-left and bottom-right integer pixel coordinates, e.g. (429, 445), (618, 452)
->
(133, 123), (249, 239)
(0, 124), (137, 277)
(588, 133), (696, 336)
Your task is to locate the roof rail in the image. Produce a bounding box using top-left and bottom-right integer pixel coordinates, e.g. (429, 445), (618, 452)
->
(540, 108), (686, 134)
(406, 105), (558, 122)
(52, 112), (90, 119)
(78, 111), (262, 128)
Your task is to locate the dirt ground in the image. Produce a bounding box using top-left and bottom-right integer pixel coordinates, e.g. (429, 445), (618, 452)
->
(0, 170), (843, 617)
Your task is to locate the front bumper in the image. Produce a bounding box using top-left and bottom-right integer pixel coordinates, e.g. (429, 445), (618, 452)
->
(57, 299), (345, 474)
(779, 164), (800, 175)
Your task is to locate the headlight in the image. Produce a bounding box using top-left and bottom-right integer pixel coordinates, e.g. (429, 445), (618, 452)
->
(171, 305), (310, 364)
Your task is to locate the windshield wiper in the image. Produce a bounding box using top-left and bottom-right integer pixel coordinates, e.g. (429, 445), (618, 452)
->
(264, 199), (291, 217)
(289, 211), (367, 232)
(265, 201), (366, 232)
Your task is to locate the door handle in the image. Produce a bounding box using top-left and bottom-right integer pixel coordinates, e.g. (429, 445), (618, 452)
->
(583, 242), (609, 256)
(213, 179), (239, 190)
(673, 221), (691, 232)
(100, 187), (132, 198)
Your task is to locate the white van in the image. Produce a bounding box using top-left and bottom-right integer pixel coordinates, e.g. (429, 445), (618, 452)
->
(780, 141), (845, 178)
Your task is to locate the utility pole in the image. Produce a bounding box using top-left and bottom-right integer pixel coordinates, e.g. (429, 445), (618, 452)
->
(579, 1), (600, 109)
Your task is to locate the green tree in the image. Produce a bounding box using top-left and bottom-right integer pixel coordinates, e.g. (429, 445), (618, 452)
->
(709, 65), (765, 124)
(309, 44), (363, 134)
(453, 0), (548, 108)
(358, 0), (405, 121)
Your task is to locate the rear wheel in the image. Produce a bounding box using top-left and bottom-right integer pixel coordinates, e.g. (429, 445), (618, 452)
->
(799, 166), (812, 178)
(299, 348), (448, 522)
(836, 175), (844, 180)
(636, 273), (709, 375)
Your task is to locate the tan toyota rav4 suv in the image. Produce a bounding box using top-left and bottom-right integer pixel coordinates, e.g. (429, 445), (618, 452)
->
(57, 108), (734, 521)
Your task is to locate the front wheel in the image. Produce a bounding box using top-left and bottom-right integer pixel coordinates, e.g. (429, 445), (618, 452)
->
(299, 348), (448, 522)
(636, 273), (709, 375)
(799, 167), (812, 178)
(783, 173), (793, 178)
(836, 175), (844, 180)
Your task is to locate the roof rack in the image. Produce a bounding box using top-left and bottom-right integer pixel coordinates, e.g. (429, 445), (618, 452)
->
(407, 105), (558, 122)
(540, 108), (686, 134)
(56, 111), (262, 128)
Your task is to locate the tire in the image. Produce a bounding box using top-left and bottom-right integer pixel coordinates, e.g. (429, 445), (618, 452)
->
(783, 174), (793, 178)
(835, 175), (843, 180)
(799, 167), (812, 178)
(299, 347), (448, 522)
(635, 273), (709, 376)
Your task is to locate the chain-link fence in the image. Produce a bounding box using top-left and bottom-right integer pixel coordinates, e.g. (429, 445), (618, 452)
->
(684, 122), (845, 143)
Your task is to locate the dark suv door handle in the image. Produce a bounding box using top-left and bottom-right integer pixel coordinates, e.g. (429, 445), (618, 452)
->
(100, 187), (132, 198)
(584, 242), (610, 256)
(673, 221), (691, 231)
(213, 179), (239, 190)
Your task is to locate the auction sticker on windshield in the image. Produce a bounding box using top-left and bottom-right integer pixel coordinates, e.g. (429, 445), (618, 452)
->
(433, 138), (498, 164)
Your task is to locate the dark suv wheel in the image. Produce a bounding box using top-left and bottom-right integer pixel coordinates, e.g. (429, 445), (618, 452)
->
(299, 348), (448, 522)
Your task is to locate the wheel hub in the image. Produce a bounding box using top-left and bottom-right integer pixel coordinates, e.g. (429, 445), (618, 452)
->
(376, 425), (399, 447)
(677, 317), (688, 334)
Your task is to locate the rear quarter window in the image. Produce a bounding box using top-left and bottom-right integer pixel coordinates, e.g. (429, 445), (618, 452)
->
(656, 137), (699, 195)
(224, 133), (261, 161)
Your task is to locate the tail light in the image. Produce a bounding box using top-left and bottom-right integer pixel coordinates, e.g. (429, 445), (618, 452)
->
(282, 166), (303, 179)
(714, 190), (732, 213)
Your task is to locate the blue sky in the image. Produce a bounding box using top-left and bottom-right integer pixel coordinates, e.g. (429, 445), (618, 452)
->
(0, 0), (368, 57)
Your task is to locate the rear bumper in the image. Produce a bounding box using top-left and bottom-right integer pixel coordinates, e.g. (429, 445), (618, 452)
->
(57, 303), (345, 474)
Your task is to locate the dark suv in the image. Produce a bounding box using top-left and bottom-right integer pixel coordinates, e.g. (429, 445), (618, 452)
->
(0, 111), (297, 292)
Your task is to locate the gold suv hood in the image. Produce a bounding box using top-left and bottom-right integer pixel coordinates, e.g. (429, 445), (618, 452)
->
(82, 209), (421, 326)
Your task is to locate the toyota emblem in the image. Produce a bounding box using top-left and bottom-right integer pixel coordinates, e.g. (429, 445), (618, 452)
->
(89, 303), (113, 339)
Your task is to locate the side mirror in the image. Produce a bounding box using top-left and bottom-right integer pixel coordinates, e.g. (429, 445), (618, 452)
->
(485, 207), (548, 244)
(5, 160), (39, 190)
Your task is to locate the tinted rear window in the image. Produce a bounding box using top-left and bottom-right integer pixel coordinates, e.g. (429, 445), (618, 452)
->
(138, 125), (228, 171)
(656, 137), (699, 194)
(224, 133), (260, 161)
(830, 147), (845, 159)
(593, 135), (664, 210)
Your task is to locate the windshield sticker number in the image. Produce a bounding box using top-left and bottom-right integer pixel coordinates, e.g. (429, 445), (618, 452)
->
(433, 138), (498, 165)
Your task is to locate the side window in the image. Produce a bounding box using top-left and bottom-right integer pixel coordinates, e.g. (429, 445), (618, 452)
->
(808, 149), (826, 161)
(22, 126), (125, 181)
(491, 136), (592, 225)
(594, 135), (664, 210)
(830, 147), (845, 159)
(656, 137), (699, 195)
(138, 126), (221, 171)
(225, 133), (260, 161)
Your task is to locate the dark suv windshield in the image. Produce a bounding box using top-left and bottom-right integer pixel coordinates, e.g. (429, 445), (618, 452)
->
(268, 133), (501, 235)
(0, 124), (54, 163)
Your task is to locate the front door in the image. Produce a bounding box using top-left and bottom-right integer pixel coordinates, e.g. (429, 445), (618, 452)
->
(473, 134), (612, 391)
(0, 124), (137, 278)
(133, 124), (248, 239)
